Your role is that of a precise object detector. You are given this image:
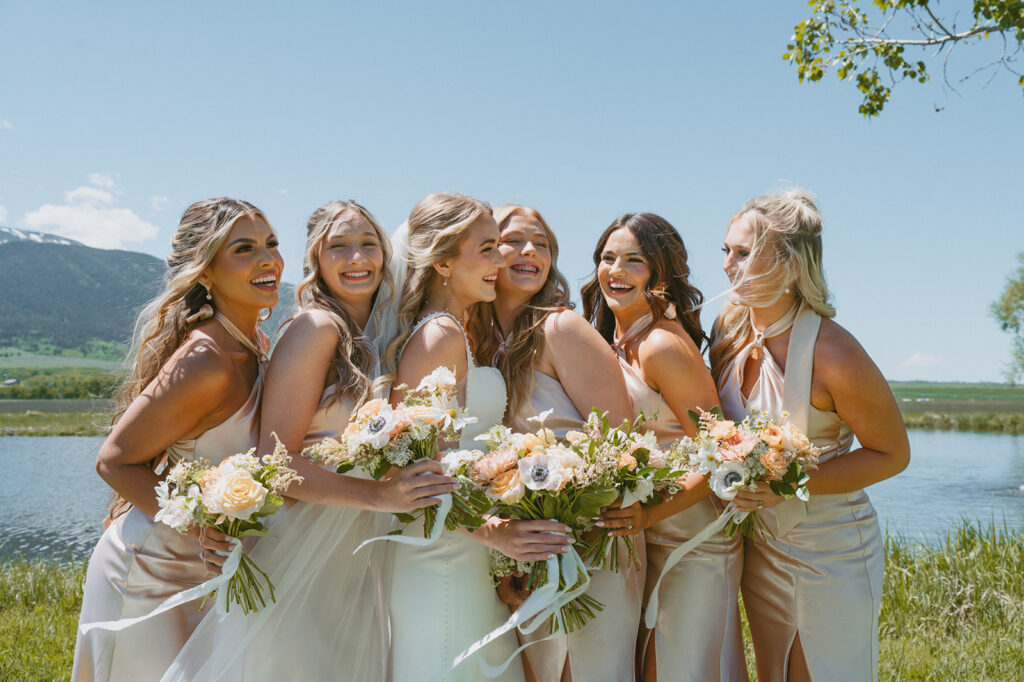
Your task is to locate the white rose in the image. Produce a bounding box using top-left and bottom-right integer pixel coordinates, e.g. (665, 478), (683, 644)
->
(203, 467), (268, 520)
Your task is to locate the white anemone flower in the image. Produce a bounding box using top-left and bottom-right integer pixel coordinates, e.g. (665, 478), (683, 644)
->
(440, 449), (481, 477)
(709, 461), (748, 501)
(350, 404), (399, 450)
(519, 450), (569, 491)
(689, 439), (719, 475)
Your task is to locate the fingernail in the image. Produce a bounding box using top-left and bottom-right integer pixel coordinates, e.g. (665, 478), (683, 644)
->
(546, 553), (555, 559)
(600, 507), (607, 512)
(595, 521), (605, 527)
(567, 538), (576, 544)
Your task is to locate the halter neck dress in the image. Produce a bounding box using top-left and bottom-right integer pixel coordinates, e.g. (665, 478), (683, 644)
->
(718, 303), (883, 682)
(616, 314), (747, 682)
(506, 366), (646, 682)
(387, 312), (525, 682)
(72, 314), (265, 682)
(162, 372), (395, 681)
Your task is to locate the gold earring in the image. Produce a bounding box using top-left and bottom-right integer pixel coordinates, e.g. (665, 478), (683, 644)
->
(258, 307), (272, 322)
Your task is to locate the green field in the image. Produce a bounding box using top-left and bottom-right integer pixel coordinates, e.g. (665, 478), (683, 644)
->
(2, 524), (1020, 681)
(891, 382), (1024, 434)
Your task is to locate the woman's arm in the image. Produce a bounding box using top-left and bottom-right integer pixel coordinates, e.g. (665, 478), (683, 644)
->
(734, 321), (910, 511)
(96, 338), (235, 518)
(260, 310), (456, 512)
(544, 310), (632, 426)
(600, 327), (719, 536)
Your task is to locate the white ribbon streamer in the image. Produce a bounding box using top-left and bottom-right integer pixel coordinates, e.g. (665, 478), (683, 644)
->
(78, 537), (244, 634)
(643, 506), (745, 629)
(354, 492), (452, 553)
(437, 548), (591, 681)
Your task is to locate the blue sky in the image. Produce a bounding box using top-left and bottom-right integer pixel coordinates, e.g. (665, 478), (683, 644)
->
(1, 1), (1021, 381)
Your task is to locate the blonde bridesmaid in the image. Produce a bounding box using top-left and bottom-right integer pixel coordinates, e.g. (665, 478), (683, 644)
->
(714, 190), (909, 681)
(588, 213), (748, 682)
(73, 199), (282, 681)
(161, 201), (458, 681)
(470, 204), (635, 682)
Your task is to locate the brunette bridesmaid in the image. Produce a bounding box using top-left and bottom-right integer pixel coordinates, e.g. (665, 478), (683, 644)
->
(589, 213), (748, 682)
(73, 199), (281, 681)
(469, 204), (636, 682)
(713, 190), (908, 682)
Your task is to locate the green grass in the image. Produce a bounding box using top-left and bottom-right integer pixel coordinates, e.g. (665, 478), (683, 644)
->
(0, 411), (109, 436)
(3, 525), (1021, 680)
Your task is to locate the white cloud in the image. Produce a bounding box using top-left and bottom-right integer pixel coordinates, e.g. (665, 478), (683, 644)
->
(899, 352), (942, 368)
(87, 173), (116, 189)
(0, 206), (8, 224)
(0, 119), (12, 130)
(22, 177), (158, 250)
(150, 196), (169, 211)
(64, 186), (115, 205)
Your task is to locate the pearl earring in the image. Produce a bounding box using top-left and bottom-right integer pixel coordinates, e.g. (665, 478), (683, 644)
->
(443, 277), (448, 288)
(203, 283), (213, 301)
(784, 287), (791, 294)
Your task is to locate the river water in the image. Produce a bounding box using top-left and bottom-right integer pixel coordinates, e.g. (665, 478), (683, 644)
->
(1, 431), (1023, 561)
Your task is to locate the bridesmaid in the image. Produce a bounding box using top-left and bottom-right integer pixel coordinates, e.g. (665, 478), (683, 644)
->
(469, 204), (635, 682)
(713, 190), (908, 682)
(587, 213), (748, 682)
(161, 200), (457, 681)
(72, 199), (282, 681)
(382, 193), (571, 682)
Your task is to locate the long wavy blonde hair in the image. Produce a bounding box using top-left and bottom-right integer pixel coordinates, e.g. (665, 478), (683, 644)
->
(380, 192), (493, 379)
(109, 198), (268, 520)
(296, 200), (395, 407)
(708, 189), (835, 386)
(467, 205), (572, 418)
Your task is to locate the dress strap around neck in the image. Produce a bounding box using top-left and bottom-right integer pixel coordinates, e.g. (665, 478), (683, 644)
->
(613, 312), (655, 358)
(407, 311), (475, 368)
(214, 312), (267, 362)
(780, 303), (820, 431)
(748, 300), (800, 349)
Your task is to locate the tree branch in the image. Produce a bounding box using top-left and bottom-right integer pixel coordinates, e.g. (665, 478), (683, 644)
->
(850, 24), (1003, 47)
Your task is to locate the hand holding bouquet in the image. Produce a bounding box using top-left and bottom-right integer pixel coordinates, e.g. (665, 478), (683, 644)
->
(154, 436), (301, 614)
(676, 407), (820, 538)
(302, 366), (490, 536)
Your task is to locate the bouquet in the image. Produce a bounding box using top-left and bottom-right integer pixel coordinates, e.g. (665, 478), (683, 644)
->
(457, 409), (680, 633)
(302, 366), (491, 536)
(154, 436), (301, 614)
(676, 407), (820, 538)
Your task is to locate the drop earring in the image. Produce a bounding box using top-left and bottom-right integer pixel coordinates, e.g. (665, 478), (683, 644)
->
(443, 277), (448, 288)
(203, 283), (213, 301)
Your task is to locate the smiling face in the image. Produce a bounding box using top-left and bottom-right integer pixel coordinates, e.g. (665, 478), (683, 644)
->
(496, 214), (552, 299)
(204, 215), (283, 313)
(597, 227), (653, 321)
(441, 214), (505, 306)
(317, 211), (385, 313)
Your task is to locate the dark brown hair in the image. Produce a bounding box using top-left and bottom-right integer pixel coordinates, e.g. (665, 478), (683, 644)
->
(581, 213), (707, 351)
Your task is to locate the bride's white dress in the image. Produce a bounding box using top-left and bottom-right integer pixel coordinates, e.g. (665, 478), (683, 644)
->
(387, 312), (525, 682)
(161, 385), (394, 681)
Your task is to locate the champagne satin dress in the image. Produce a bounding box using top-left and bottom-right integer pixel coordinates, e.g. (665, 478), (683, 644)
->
(616, 314), (746, 682)
(387, 312), (525, 682)
(162, 385), (393, 681)
(718, 304), (884, 682)
(72, 316), (264, 682)
(508, 371), (646, 682)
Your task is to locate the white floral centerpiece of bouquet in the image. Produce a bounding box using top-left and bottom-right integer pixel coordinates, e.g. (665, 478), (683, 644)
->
(302, 366), (492, 536)
(675, 406), (820, 538)
(154, 436), (301, 614)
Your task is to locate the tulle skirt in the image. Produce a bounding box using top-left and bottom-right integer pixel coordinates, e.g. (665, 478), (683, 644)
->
(161, 500), (393, 681)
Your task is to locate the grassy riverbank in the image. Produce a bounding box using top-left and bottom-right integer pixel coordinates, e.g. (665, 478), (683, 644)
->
(2, 525), (1021, 681)
(0, 411), (109, 437)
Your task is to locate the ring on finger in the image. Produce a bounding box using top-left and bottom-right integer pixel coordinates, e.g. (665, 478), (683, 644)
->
(199, 549), (207, 562)
(626, 519), (633, 530)
(757, 502), (764, 510)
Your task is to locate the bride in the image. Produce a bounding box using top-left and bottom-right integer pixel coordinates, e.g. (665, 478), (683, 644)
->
(381, 193), (573, 681)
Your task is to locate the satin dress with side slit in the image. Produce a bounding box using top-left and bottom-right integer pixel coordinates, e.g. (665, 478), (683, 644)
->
(508, 370), (647, 682)
(718, 303), (883, 682)
(616, 315), (747, 682)
(72, 315), (264, 682)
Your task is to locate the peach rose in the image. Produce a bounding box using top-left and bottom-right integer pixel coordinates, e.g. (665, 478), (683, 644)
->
(780, 422), (812, 453)
(468, 448), (519, 485)
(519, 433), (545, 453)
(759, 447), (790, 480)
(760, 423), (783, 449)
(617, 452), (638, 470)
(565, 431), (586, 445)
(709, 419), (737, 442)
(203, 467), (267, 520)
(356, 398), (387, 419)
(488, 469), (525, 504)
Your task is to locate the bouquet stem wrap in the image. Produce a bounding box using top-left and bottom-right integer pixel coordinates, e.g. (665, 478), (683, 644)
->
(438, 548), (591, 681)
(643, 505), (745, 629)
(354, 492), (452, 553)
(79, 537), (243, 634)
